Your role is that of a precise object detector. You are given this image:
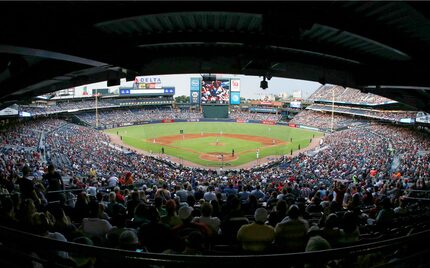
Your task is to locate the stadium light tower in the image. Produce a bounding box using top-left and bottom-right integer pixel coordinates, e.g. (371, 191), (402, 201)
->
(331, 86), (335, 132)
(95, 88), (99, 128)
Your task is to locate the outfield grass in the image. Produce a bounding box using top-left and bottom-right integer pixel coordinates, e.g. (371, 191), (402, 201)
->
(105, 122), (322, 167)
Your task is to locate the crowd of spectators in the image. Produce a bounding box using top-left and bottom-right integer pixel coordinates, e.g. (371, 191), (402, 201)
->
(20, 97), (176, 116)
(229, 110), (283, 122)
(308, 104), (417, 122)
(0, 116), (429, 266)
(309, 86), (394, 104)
(289, 110), (358, 130)
(77, 108), (202, 127)
(19, 100), (115, 115)
(0, 119), (67, 187)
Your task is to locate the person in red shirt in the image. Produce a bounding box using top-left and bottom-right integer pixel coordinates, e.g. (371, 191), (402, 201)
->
(124, 172), (134, 186)
(118, 176), (126, 185)
(114, 187), (125, 204)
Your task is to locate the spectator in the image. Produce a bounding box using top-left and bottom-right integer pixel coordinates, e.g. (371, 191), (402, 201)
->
(118, 230), (142, 251)
(275, 205), (309, 252)
(19, 166), (41, 207)
(43, 164), (65, 205)
(80, 201), (112, 244)
(31, 212), (69, 260)
(138, 206), (172, 253)
(161, 199), (182, 228)
(237, 208), (275, 252)
(203, 185), (217, 202)
(268, 200), (288, 227)
(192, 202), (221, 235)
(250, 185), (265, 200)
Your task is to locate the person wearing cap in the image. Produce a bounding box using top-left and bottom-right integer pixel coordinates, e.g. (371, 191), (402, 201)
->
(118, 230), (142, 251)
(237, 208), (275, 252)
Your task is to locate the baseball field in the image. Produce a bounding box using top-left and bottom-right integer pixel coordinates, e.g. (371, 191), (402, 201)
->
(105, 122), (322, 167)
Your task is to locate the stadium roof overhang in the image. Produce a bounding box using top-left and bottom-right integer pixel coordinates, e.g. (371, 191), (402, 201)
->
(2, 1), (430, 111)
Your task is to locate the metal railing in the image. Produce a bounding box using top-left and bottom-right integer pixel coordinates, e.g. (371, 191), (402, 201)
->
(0, 225), (429, 268)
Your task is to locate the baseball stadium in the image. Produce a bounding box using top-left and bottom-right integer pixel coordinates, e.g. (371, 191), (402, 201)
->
(1, 2), (430, 268)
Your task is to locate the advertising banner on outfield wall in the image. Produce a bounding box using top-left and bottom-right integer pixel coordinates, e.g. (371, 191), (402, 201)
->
(288, 123), (297, 128)
(190, 78), (201, 104)
(162, 119), (175, 123)
(261, 120), (276, 125)
(250, 107), (278, 113)
(236, 119), (248, 123)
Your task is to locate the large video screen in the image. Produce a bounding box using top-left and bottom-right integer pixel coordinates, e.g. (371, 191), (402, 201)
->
(201, 79), (230, 104)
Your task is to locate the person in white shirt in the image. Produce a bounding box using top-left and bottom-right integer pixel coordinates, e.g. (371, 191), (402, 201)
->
(203, 186), (217, 202)
(81, 201), (112, 242)
(192, 202), (221, 234)
(108, 176), (119, 188)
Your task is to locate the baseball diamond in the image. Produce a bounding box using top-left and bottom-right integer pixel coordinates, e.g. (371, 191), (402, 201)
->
(105, 122), (322, 168)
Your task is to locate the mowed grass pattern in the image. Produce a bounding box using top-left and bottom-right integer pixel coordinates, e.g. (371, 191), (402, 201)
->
(105, 122), (322, 167)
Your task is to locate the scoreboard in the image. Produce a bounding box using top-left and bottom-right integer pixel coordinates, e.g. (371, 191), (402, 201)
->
(119, 76), (175, 96)
(120, 87), (175, 96)
(190, 77), (241, 105)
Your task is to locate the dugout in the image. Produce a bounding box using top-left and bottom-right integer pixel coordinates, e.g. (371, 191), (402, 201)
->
(202, 104), (228, 118)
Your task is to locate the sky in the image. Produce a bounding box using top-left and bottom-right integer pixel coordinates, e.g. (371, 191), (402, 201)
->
(68, 73), (322, 100)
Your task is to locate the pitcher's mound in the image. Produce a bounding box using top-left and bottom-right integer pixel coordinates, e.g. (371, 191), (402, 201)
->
(200, 152), (238, 162)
